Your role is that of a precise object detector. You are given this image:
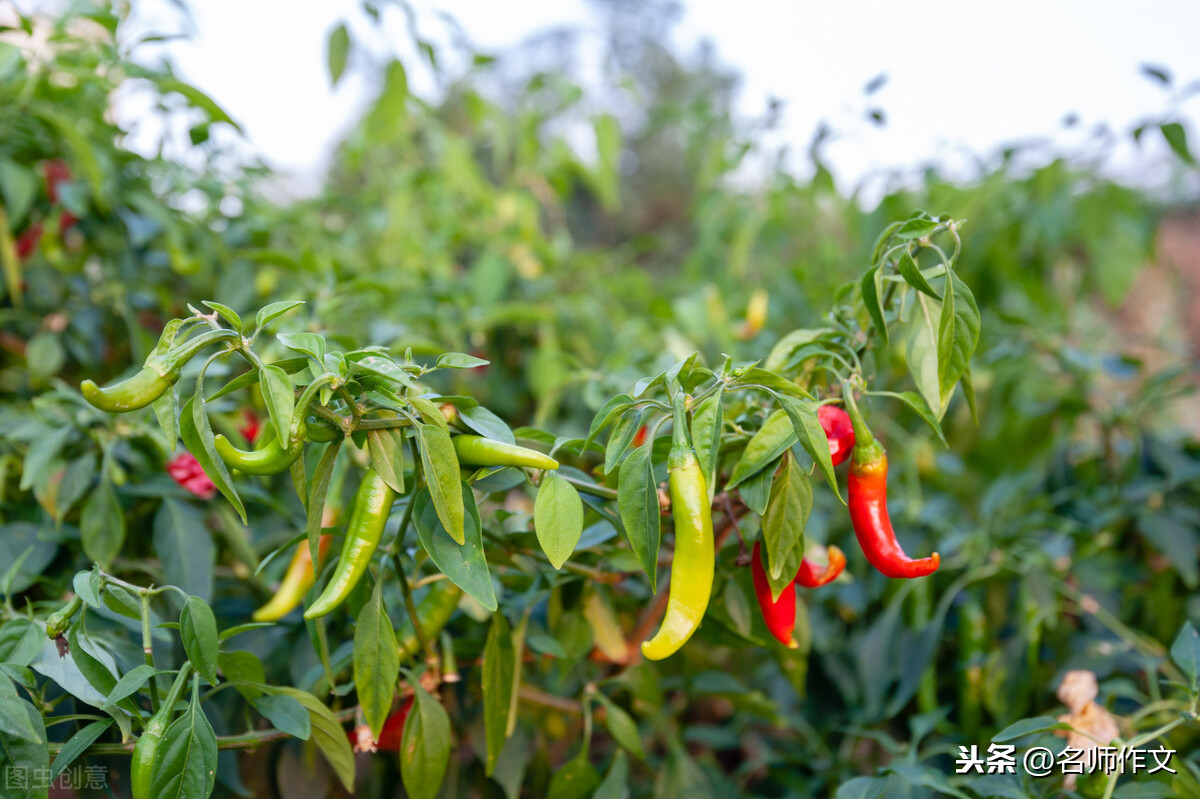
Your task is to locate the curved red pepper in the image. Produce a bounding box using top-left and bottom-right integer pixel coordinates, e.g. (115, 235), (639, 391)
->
(751, 540), (846, 648)
(818, 405), (855, 467)
(795, 544), (846, 588)
(847, 446), (939, 579)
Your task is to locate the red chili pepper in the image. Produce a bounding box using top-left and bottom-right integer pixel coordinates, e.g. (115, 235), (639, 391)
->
(237, 409), (262, 444)
(632, 424), (648, 448)
(818, 405), (855, 467)
(166, 453), (216, 500)
(795, 544), (846, 587)
(844, 388), (939, 579)
(751, 540), (845, 648)
(348, 696), (413, 753)
(15, 222), (43, 260)
(42, 160), (71, 204)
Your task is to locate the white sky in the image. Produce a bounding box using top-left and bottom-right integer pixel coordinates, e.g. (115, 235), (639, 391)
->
(123, 0), (1200, 198)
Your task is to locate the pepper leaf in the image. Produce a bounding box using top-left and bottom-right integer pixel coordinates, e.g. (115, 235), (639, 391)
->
(180, 596), (219, 686)
(617, 442), (660, 592)
(149, 681), (219, 799)
(413, 487), (497, 611)
(690, 390), (723, 502)
(401, 678), (452, 799)
(762, 452), (811, 597)
(354, 580), (399, 740)
(417, 422), (465, 545)
(534, 471), (584, 570)
(482, 612), (515, 776)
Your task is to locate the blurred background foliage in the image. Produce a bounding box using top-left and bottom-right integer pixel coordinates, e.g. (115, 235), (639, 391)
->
(1, 0), (1198, 796)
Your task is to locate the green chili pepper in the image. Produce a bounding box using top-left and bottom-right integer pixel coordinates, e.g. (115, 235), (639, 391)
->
(641, 394), (714, 661)
(44, 596), (82, 639)
(81, 328), (237, 413)
(396, 579), (463, 661)
(304, 469), (396, 619)
(452, 435), (559, 470)
(131, 666), (191, 799)
(214, 422), (306, 475)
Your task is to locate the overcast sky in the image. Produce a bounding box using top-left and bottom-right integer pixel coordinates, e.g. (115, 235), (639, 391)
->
(126, 0), (1200, 199)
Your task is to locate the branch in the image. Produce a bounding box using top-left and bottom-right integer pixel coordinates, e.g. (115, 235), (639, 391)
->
(47, 708), (358, 757)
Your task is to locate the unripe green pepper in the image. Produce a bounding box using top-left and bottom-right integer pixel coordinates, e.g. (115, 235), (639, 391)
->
(214, 422), (306, 475)
(452, 435), (559, 471)
(304, 469), (396, 619)
(44, 596), (82, 638)
(641, 394), (714, 661)
(132, 666), (191, 799)
(81, 328), (237, 413)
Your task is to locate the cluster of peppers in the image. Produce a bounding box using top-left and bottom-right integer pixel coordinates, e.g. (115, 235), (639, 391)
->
(80, 357), (566, 794)
(80, 337), (939, 677)
(645, 391), (940, 658)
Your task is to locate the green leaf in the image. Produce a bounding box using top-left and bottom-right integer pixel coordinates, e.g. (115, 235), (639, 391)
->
(435, 351), (489, 370)
(594, 749), (629, 799)
(991, 716), (1069, 743)
(154, 500), (215, 602)
(0, 696), (47, 798)
(775, 393), (841, 501)
(417, 423), (465, 545)
(905, 290), (943, 420)
(0, 160), (37, 226)
(534, 472), (584, 569)
(404, 396), (447, 436)
(861, 264), (888, 345)
(739, 459), (775, 516)
(690, 390), (723, 502)
(149, 681), (219, 799)
(400, 679), (452, 799)
(354, 581), (400, 740)
(305, 441), (342, 564)
(80, 480), (124, 568)
(252, 694), (310, 740)
(865, 391), (947, 446)
(592, 113), (622, 212)
(367, 428), (407, 494)
(50, 719), (111, 781)
(180, 596), (219, 686)
(457, 403), (514, 443)
(270, 687), (356, 791)
(277, 332), (327, 365)
(586, 394), (633, 448)
(726, 410), (793, 489)
(595, 694), (644, 759)
(616, 442), (660, 592)
(180, 388), (246, 522)
(895, 217), (939, 239)
(328, 23), (350, 86)
(960, 368), (978, 425)
(548, 751), (602, 799)
(101, 664), (160, 710)
(152, 388), (178, 448)
(260, 364), (295, 443)
(730, 367), (812, 400)
(936, 271), (980, 408)
(413, 488), (497, 611)
(762, 453), (811, 591)
(0, 673), (43, 743)
(1171, 621), (1200, 691)
(896, 250), (939, 298)
(158, 78), (240, 129)
(200, 301), (242, 331)
(254, 300), (305, 331)
(1161, 122), (1196, 166)
(483, 612), (515, 776)
(604, 409), (644, 475)
(764, 327), (833, 372)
